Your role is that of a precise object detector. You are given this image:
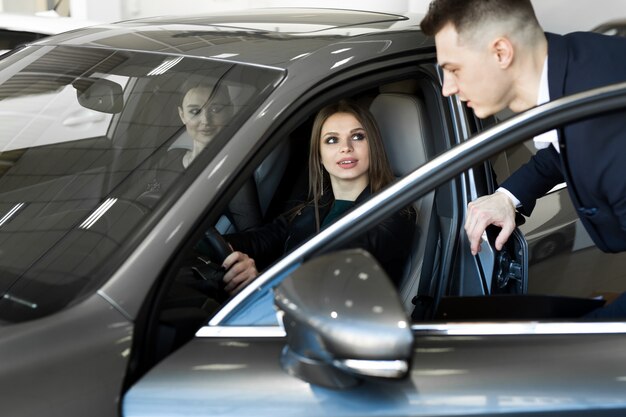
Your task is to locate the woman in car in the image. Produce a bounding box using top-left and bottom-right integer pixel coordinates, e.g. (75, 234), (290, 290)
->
(221, 99), (417, 295)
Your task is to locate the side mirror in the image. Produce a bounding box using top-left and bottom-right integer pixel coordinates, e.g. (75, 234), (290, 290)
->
(73, 77), (123, 114)
(274, 249), (413, 389)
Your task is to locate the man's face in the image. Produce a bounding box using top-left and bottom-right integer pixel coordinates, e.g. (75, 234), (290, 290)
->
(435, 23), (513, 118)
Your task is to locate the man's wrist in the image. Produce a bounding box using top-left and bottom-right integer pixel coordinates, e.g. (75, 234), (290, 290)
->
(496, 187), (521, 208)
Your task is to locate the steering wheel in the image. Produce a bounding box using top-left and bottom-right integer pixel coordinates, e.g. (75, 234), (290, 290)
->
(173, 226), (232, 302)
(163, 227), (232, 338)
(203, 226), (233, 264)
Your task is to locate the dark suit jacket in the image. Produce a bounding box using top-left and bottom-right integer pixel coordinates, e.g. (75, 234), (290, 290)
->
(501, 32), (626, 253)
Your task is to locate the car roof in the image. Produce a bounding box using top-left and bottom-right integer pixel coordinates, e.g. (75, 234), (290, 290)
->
(130, 8), (408, 33)
(36, 8), (431, 69)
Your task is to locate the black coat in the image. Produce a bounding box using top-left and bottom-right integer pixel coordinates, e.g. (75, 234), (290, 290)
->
(501, 32), (626, 252)
(226, 187), (416, 285)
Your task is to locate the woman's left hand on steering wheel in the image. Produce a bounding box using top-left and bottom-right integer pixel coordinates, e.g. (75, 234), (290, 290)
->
(222, 251), (259, 295)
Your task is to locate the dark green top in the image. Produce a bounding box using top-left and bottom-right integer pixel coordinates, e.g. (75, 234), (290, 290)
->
(321, 199), (355, 229)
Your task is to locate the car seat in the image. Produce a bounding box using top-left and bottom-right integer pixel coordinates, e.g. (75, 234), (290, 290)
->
(369, 92), (435, 312)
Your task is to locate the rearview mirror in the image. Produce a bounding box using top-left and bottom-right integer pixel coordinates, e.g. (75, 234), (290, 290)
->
(274, 249), (413, 389)
(73, 77), (123, 114)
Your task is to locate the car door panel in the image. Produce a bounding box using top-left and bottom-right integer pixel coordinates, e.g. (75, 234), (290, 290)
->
(123, 329), (626, 417)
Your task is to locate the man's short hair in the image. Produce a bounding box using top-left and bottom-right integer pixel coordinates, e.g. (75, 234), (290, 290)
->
(421, 0), (541, 41)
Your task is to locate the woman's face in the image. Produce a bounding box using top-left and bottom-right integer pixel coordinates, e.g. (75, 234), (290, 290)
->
(319, 112), (370, 191)
(178, 86), (232, 146)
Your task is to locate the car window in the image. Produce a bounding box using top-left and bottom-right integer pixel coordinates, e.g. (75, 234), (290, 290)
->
(0, 45), (284, 323)
(177, 74), (454, 328)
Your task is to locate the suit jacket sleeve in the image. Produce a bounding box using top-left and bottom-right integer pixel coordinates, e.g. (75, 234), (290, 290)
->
(500, 146), (565, 216)
(600, 148), (626, 237)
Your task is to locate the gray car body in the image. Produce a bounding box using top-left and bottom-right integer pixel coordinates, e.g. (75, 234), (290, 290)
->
(2, 8), (626, 417)
(125, 332), (626, 417)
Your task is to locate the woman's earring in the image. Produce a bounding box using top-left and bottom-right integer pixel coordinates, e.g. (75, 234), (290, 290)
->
(320, 172), (324, 196)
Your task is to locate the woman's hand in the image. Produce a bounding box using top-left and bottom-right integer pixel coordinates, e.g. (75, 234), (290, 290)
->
(222, 251), (259, 295)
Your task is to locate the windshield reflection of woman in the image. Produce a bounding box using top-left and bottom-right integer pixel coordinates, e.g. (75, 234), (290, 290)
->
(177, 83), (233, 168)
(170, 80), (261, 232)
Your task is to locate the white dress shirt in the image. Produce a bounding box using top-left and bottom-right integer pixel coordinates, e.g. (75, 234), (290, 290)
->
(496, 56), (557, 207)
(533, 57), (560, 152)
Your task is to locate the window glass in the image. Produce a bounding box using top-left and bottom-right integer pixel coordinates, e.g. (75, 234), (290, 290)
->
(0, 45), (284, 323)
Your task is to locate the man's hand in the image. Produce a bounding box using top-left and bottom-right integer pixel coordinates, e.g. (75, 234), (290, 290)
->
(464, 192), (517, 255)
(222, 251), (259, 295)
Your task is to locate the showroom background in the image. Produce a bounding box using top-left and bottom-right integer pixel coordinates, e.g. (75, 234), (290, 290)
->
(0, 0), (625, 34)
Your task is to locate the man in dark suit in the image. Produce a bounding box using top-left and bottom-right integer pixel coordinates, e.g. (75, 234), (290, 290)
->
(421, 0), (626, 317)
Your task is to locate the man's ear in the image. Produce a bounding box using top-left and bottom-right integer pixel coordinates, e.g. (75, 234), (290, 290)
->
(491, 37), (514, 69)
(178, 106), (185, 124)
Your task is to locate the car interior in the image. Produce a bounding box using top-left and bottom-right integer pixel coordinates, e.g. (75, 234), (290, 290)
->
(130, 72), (472, 376)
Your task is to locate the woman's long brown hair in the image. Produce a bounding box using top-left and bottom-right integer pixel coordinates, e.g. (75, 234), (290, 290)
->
(308, 99), (395, 231)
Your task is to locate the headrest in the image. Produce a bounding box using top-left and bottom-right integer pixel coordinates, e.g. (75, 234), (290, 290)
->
(369, 93), (430, 177)
(254, 140), (290, 215)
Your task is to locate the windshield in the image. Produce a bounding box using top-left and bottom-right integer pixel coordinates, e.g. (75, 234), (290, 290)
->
(0, 45), (283, 323)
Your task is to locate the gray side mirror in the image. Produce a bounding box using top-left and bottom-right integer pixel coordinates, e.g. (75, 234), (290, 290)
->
(274, 249), (413, 389)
